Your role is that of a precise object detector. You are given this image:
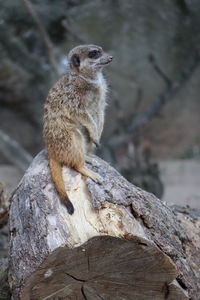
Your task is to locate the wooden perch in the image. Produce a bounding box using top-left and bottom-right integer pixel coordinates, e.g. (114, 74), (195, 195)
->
(9, 150), (199, 299)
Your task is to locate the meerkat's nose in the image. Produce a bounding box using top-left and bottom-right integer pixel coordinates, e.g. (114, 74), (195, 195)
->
(109, 56), (113, 61)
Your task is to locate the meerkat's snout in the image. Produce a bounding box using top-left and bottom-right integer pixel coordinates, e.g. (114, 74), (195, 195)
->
(96, 53), (113, 67)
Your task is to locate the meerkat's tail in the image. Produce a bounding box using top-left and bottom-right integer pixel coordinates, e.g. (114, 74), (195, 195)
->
(49, 157), (74, 215)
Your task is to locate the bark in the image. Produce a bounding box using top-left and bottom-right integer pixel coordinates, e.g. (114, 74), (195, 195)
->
(8, 150), (200, 299)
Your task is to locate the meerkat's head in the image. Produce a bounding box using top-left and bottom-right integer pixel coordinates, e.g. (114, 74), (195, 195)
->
(68, 44), (113, 78)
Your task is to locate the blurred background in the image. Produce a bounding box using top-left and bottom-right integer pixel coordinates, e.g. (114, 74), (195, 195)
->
(0, 0), (200, 210)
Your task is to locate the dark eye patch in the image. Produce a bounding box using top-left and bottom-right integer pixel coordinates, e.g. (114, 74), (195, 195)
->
(88, 50), (101, 59)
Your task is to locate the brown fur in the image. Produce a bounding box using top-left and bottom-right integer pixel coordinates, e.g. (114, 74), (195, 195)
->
(43, 45), (113, 214)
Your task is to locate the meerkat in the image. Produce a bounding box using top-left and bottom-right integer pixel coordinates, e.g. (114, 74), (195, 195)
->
(43, 44), (113, 215)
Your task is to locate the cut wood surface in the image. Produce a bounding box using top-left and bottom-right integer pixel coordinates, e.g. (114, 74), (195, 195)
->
(9, 150), (200, 299)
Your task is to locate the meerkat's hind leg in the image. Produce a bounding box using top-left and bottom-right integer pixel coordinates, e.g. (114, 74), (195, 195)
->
(77, 166), (103, 184)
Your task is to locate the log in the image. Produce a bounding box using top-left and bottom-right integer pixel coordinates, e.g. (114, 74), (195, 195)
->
(8, 150), (200, 299)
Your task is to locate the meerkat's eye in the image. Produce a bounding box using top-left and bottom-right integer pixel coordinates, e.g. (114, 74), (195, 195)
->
(88, 50), (101, 59)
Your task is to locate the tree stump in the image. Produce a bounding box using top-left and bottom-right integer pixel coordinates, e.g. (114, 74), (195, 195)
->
(9, 150), (200, 299)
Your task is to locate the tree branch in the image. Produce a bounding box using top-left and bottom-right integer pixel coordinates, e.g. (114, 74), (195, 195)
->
(0, 129), (32, 171)
(62, 17), (86, 44)
(0, 24), (42, 77)
(22, 0), (59, 76)
(105, 51), (200, 150)
(148, 54), (172, 87)
(128, 52), (200, 132)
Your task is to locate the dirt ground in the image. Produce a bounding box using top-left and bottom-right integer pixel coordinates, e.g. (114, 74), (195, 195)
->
(0, 159), (199, 209)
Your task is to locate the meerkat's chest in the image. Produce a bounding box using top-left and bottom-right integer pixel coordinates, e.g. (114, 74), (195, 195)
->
(86, 73), (107, 112)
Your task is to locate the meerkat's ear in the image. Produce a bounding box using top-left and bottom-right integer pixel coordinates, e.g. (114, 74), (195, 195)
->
(71, 54), (80, 67)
